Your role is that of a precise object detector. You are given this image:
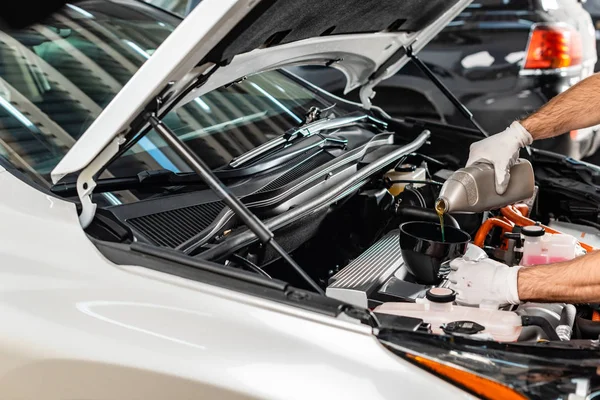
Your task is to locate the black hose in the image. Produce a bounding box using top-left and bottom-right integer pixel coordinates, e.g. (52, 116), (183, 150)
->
(521, 315), (560, 341)
(575, 316), (600, 339)
(396, 205), (460, 228)
(230, 254), (272, 279)
(575, 219), (600, 231)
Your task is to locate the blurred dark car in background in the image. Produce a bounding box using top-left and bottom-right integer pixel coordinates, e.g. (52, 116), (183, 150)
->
(289, 0), (598, 159)
(584, 0), (600, 71)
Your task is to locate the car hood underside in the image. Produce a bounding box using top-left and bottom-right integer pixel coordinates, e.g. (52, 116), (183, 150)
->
(50, 0), (471, 185)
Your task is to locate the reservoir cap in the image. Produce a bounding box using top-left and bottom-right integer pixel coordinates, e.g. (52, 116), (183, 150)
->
(522, 225), (545, 237)
(426, 287), (456, 303)
(395, 163), (417, 172)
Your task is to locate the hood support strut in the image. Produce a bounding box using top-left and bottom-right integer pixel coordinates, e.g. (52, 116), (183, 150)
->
(406, 46), (488, 137)
(145, 113), (325, 295)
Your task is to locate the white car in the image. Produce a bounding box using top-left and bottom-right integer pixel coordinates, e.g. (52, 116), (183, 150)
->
(1, 0), (600, 399)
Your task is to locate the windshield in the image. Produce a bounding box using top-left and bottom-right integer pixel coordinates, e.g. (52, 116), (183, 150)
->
(0, 0), (334, 200)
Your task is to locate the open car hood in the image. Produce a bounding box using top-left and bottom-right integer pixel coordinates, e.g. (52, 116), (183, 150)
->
(50, 0), (471, 219)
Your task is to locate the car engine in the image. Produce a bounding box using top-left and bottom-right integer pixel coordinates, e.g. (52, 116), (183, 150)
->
(257, 150), (600, 344)
(86, 123), (600, 345)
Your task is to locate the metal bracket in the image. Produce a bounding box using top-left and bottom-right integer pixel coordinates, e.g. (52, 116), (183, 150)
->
(76, 135), (125, 228)
(359, 43), (414, 110)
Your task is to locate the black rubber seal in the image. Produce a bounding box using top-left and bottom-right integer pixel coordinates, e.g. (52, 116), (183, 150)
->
(522, 225), (545, 237)
(426, 288), (456, 303)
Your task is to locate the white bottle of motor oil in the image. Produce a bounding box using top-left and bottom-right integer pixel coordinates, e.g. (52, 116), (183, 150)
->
(436, 159), (535, 214)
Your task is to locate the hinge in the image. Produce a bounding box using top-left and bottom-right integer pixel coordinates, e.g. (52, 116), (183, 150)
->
(77, 135), (125, 228)
(359, 43), (413, 110)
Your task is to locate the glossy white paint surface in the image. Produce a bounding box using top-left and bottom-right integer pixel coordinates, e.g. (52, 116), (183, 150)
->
(0, 170), (474, 399)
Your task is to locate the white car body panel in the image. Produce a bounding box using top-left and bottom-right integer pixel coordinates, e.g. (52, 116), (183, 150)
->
(0, 170), (474, 399)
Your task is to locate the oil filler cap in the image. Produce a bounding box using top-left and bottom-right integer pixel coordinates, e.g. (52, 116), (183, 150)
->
(425, 287), (456, 303)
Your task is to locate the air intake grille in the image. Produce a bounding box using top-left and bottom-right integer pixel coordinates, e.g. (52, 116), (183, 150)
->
(257, 152), (333, 194)
(326, 230), (403, 308)
(126, 201), (226, 248)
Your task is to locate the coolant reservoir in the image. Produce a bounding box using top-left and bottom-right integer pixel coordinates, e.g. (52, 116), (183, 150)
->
(374, 288), (522, 342)
(384, 164), (427, 196)
(521, 226), (577, 266)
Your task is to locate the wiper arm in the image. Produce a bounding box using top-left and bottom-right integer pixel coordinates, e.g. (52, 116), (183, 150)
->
(52, 134), (349, 197)
(228, 111), (387, 169)
(216, 134), (347, 179)
(52, 132), (350, 197)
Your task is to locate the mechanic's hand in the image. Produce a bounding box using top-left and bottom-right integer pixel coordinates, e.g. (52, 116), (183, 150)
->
(466, 121), (533, 194)
(447, 257), (521, 307)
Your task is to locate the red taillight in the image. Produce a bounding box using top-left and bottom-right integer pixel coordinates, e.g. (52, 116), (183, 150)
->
(524, 25), (583, 69)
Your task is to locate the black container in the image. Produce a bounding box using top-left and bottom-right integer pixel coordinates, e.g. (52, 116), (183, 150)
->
(399, 221), (470, 285)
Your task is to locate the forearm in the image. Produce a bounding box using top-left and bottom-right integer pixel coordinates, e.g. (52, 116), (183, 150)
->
(518, 251), (600, 303)
(520, 73), (600, 140)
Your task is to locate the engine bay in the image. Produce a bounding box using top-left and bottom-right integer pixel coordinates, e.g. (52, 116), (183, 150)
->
(231, 144), (600, 344)
(87, 118), (600, 346)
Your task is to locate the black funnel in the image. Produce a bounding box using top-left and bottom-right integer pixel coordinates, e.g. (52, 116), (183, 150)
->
(399, 221), (470, 285)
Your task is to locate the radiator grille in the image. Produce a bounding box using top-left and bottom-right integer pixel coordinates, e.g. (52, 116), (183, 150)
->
(126, 201), (226, 248)
(257, 152), (333, 194)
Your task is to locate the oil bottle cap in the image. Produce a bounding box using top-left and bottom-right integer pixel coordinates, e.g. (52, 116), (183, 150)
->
(522, 225), (545, 237)
(426, 287), (456, 303)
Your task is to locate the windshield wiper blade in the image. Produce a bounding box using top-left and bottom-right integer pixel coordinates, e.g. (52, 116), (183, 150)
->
(216, 134), (347, 179)
(228, 111), (387, 169)
(52, 133), (349, 197)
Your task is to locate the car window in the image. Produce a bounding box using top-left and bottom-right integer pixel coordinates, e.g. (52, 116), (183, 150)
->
(106, 71), (330, 178)
(142, 0), (189, 17)
(0, 1), (333, 203)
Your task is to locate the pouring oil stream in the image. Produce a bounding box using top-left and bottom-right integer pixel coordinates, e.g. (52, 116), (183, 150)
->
(435, 198), (447, 243)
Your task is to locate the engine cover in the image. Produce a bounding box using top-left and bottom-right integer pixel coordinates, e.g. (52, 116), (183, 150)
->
(326, 229), (428, 308)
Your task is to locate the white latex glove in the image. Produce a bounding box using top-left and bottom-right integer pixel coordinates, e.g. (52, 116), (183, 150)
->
(466, 121), (533, 194)
(447, 257), (521, 307)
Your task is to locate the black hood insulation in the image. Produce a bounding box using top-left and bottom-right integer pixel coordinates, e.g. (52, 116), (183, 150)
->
(204, 0), (460, 63)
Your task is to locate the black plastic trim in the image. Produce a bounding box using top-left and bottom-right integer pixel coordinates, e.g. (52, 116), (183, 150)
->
(130, 241), (286, 290)
(93, 239), (345, 317)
